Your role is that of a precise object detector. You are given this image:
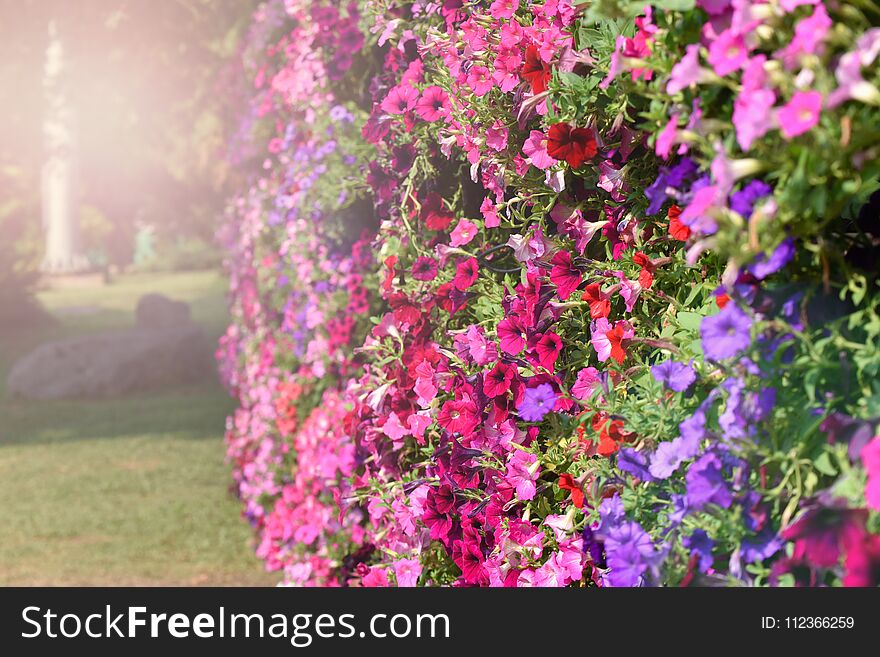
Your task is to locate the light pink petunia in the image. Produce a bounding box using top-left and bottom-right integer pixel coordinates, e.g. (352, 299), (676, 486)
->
(655, 113), (680, 160)
(522, 130), (558, 169)
(667, 44), (710, 95)
(733, 89), (775, 151)
(393, 558), (422, 587)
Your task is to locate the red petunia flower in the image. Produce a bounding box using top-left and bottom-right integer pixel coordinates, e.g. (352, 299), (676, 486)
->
(388, 293), (420, 325)
(420, 191), (455, 230)
(546, 123), (597, 169)
(582, 282), (610, 319)
(382, 255), (398, 292)
(521, 45), (551, 94)
(590, 412), (635, 456)
(558, 473), (585, 508)
(633, 250), (655, 289)
(667, 204), (691, 241)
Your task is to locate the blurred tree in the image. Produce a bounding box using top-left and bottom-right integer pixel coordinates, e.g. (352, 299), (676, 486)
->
(0, 0), (259, 271)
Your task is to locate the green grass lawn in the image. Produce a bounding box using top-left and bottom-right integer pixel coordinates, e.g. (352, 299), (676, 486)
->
(0, 270), (277, 585)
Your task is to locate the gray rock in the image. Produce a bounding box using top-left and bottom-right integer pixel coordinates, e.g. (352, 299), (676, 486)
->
(135, 293), (191, 330)
(6, 326), (216, 400)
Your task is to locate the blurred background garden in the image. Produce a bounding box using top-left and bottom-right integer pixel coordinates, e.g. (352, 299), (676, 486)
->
(0, 0), (273, 584)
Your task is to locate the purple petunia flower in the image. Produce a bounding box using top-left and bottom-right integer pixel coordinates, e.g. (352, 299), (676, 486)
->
(748, 237), (795, 280)
(740, 528), (784, 564)
(700, 303), (753, 360)
(618, 448), (656, 482)
(651, 359), (697, 392)
(679, 406), (709, 444)
(729, 179), (772, 218)
(649, 431), (703, 480)
(645, 172), (669, 215)
(517, 383), (558, 422)
(683, 529), (715, 572)
(686, 452), (733, 510)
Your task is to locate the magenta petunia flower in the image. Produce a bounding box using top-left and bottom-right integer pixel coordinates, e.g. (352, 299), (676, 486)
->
(862, 437), (880, 511)
(483, 362), (515, 398)
(707, 29), (748, 77)
(777, 90), (823, 139)
(497, 315), (527, 355)
(533, 331), (563, 371)
(549, 250), (582, 300)
(414, 85), (450, 122)
(782, 503), (868, 568)
(489, 0), (519, 19)
(452, 257), (479, 291)
(411, 256), (439, 281)
(380, 84), (419, 115)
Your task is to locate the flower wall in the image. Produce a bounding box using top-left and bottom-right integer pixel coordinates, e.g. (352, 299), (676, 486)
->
(219, 0), (880, 587)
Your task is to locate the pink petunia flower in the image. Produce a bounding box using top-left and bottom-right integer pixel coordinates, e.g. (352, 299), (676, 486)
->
(776, 91), (823, 140)
(777, 4), (831, 70)
(571, 366), (600, 400)
(415, 86), (450, 122)
(505, 450), (539, 500)
(707, 29), (749, 77)
(380, 84), (419, 115)
(666, 44), (710, 95)
(466, 66), (494, 96)
(493, 52), (522, 92)
(862, 437), (880, 511)
(485, 120), (509, 151)
(480, 197), (500, 228)
(733, 87), (776, 151)
(489, 0), (519, 19)
(450, 218), (478, 247)
(393, 558), (422, 587)
(655, 113), (680, 160)
(465, 324), (498, 366)
(522, 130), (558, 169)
